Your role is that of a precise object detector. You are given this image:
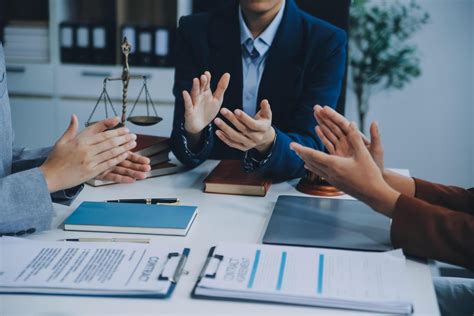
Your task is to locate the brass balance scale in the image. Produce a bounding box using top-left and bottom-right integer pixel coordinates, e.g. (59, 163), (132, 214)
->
(86, 37), (162, 128)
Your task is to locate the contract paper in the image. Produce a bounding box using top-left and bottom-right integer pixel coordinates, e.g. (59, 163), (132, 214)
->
(0, 237), (182, 296)
(196, 243), (413, 313)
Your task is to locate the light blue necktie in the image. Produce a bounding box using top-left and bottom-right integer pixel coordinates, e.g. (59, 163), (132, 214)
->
(243, 39), (261, 116)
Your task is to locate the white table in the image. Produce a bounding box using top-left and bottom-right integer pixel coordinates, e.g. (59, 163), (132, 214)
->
(1, 160), (440, 315)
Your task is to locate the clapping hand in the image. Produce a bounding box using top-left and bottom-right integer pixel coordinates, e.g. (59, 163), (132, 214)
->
(40, 116), (137, 192)
(183, 71), (230, 135)
(314, 105), (384, 171)
(290, 122), (399, 216)
(214, 99), (276, 154)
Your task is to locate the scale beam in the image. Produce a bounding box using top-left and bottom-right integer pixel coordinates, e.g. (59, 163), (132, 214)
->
(85, 37), (162, 128)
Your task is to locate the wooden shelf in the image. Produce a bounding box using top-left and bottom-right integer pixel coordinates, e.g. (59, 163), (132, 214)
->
(56, 64), (175, 102)
(6, 63), (54, 96)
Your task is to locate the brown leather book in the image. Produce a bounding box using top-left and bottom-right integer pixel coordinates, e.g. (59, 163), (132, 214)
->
(203, 160), (272, 197)
(134, 134), (171, 157)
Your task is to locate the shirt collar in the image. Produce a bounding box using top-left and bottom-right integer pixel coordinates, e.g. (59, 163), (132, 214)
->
(239, 0), (285, 51)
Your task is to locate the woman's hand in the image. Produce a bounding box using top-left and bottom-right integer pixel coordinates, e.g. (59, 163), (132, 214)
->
(40, 115), (137, 192)
(290, 123), (400, 217)
(314, 105), (384, 171)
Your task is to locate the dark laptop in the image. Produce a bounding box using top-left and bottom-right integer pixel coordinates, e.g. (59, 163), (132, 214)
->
(262, 195), (392, 252)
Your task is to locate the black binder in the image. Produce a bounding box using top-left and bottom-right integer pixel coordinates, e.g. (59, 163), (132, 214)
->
(153, 26), (175, 67)
(75, 23), (91, 64)
(136, 26), (153, 66)
(91, 24), (115, 65)
(59, 22), (76, 63)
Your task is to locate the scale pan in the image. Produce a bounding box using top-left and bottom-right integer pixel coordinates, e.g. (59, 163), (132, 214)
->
(127, 116), (163, 126)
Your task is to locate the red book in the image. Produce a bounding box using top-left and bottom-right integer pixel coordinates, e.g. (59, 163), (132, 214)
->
(133, 134), (170, 157)
(203, 160), (272, 197)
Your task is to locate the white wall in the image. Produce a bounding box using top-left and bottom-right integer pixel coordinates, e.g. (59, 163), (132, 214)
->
(345, 0), (474, 187)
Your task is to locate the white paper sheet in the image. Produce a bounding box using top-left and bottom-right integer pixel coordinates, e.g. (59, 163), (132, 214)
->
(0, 237), (182, 295)
(197, 243), (412, 313)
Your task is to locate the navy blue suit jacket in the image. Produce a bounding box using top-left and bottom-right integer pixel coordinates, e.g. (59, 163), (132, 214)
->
(171, 0), (347, 181)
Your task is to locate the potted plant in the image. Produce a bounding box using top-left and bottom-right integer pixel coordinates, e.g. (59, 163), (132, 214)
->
(349, 0), (429, 132)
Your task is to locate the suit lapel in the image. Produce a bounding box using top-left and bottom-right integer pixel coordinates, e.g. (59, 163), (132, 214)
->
(208, 4), (243, 112)
(258, 0), (304, 120)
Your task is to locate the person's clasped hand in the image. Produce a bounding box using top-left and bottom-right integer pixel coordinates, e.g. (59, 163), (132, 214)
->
(182, 71), (276, 155)
(40, 115), (140, 192)
(215, 99), (276, 154)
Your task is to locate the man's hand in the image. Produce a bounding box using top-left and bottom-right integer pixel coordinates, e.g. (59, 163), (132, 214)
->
(314, 105), (384, 171)
(214, 99), (276, 154)
(290, 123), (399, 217)
(183, 71), (230, 135)
(95, 152), (151, 183)
(40, 115), (137, 192)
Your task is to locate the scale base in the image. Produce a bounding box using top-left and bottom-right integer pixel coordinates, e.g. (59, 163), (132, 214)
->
(296, 172), (344, 196)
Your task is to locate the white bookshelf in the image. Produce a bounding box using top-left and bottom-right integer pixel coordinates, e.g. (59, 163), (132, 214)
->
(6, 0), (192, 148)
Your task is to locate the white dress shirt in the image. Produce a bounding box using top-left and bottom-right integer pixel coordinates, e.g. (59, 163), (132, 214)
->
(239, 0), (285, 116)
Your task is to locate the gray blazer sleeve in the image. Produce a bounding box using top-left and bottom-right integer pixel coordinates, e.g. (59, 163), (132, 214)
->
(11, 146), (51, 172)
(0, 167), (54, 235)
(11, 146), (84, 205)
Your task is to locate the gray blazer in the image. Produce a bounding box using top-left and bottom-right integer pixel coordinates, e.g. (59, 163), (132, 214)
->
(0, 43), (81, 235)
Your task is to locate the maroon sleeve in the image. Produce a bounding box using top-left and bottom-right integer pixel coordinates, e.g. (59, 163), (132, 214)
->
(414, 178), (474, 214)
(391, 194), (474, 270)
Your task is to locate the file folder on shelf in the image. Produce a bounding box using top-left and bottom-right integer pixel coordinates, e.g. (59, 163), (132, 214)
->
(91, 24), (115, 65)
(75, 24), (91, 64)
(59, 22), (75, 63)
(137, 26), (154, 66)
(154, 27), (175, 67)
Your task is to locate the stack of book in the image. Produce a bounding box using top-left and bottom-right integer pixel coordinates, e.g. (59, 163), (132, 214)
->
(3, 21), (49, 63)
(87, 134), (181, 187)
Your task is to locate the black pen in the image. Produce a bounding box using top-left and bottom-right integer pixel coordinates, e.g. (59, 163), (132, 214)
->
(106, 198), (179, 204)
(58, 238), (150, 243)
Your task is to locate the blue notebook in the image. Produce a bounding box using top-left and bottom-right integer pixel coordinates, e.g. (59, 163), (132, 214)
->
(64, 202), (198, 236)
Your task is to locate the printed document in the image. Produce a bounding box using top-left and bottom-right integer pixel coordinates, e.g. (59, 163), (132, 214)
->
(0, 237), (184, 296)
(196, 243), (413, 314)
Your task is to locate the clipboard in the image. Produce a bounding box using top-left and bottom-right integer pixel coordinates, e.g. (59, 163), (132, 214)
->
(191, 246), (276, 305)
(153, 248), (190, 299)
(0, 247), (190, 299)
(191, 246), (219, 299)
(191, 245), (414, 315)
